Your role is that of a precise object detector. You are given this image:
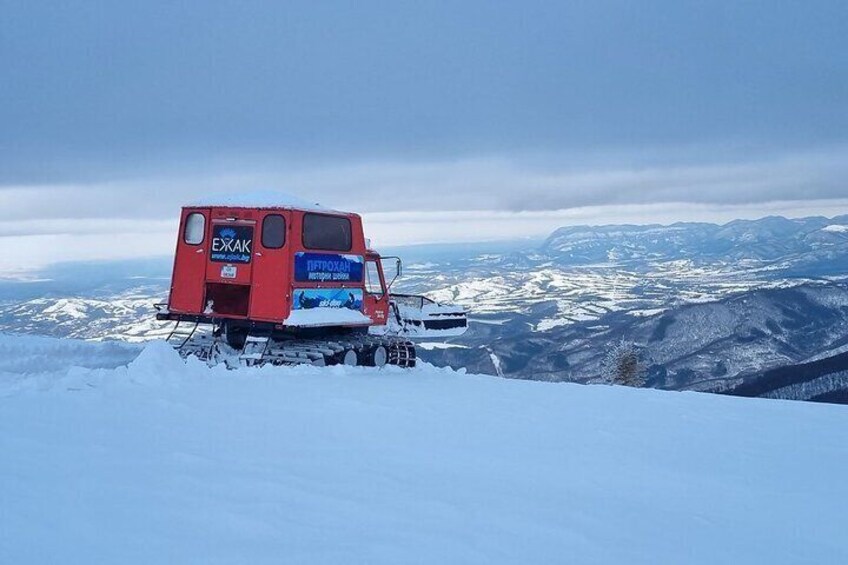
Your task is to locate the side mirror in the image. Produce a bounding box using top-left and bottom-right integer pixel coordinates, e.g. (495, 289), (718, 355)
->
(380, 256), (403, 290)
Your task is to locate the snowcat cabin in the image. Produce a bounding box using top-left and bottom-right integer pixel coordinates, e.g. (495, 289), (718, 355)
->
(164, 203), (392, 334)
(157, 195), (466, 369)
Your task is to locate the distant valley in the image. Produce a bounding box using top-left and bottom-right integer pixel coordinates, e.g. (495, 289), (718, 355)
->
(2, 214), (848, 403)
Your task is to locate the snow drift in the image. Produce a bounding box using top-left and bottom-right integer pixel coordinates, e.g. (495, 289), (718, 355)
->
(1, 333), (846, 564)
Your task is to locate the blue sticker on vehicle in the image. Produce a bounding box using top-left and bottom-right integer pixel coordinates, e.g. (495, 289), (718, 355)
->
(294, 252), (364, 282)
(211, 225), (253, 264)
(293, 288), (363, 310)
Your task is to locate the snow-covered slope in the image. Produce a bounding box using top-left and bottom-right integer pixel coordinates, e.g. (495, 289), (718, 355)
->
(3, 214), (848, 344)
(425, 282), (848, 394)
(542, 215), (848, 265)
(1, 334), (846, 564)
(0, 285), (172, 341)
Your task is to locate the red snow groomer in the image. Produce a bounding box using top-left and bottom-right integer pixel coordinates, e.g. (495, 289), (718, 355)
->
(156, 194), (467, 367)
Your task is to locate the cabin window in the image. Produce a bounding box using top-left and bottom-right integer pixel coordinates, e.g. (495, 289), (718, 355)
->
(365, 260), (384, 296)
(183, 213), (206, 245)
(262, 214), (286, 249)
(302, 213), (352, 251)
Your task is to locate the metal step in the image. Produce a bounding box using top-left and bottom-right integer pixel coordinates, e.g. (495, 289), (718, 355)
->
(240, 332), (272, 363)
(166, 320), (199, 349)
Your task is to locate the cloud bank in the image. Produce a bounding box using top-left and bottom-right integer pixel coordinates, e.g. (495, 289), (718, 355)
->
(1, 146), (846, 271)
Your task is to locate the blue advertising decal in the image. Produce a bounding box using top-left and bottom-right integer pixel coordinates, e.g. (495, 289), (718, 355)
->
(211, 225), (253, 264)
(293, 288), (363, 310)
(294, 252), (364, 282)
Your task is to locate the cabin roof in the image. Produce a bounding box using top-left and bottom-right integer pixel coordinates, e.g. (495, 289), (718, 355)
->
(188, 191), (347, 214)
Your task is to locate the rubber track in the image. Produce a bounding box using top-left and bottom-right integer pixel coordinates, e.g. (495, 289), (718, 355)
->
(176, 330), (416, 369)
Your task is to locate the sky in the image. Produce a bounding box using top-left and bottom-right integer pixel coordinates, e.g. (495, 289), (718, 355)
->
(1, 0), (847, 271)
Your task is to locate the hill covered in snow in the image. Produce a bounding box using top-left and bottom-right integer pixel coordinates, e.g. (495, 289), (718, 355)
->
(2, 214), (848, 403)
(435, 282), (848, 394)
(1, 334), (846, 564)
(541, 214), (848, 267)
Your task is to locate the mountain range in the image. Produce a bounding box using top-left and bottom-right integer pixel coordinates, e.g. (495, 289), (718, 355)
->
(2, 214), (848, 403)
(541, 214), (848, 268)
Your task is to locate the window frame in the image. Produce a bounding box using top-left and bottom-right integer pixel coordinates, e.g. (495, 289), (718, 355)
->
(183, 212), (206, 245)
(364, 260), (385, 297)
(301, 212), (353, 252)
(261, 214), (287, 249)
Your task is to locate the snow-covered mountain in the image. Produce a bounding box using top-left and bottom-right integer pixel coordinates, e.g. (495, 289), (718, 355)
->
(4, 215), (848, 336)
(542, 214), (848, 266)
(0, 286), (171, 341)
(400, 216), (848, 401)
(427, 282), (848, 396)
(404, 215), (848, 332)
(2, 214), (847, 402)
(1, 334), (846, 564)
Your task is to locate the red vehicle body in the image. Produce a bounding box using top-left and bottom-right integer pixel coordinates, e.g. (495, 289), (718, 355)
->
(157, 196), (466, 367)
(160, 203), (393, 331)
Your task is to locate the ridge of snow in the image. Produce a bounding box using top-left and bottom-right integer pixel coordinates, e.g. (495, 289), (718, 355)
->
(1, 335), (847, 564)
(417, 341), (469, 350)
(188, 190), (343, 212)
(40, 298), (89, 319)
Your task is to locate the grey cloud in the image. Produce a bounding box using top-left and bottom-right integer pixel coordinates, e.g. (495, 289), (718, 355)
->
(2, 1), (848, 181)
(503, 152), (848, 212)
(1, 147), (847, 226)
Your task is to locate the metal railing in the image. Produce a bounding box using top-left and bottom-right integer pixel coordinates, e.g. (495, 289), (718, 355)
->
(389, 293), (436, 309)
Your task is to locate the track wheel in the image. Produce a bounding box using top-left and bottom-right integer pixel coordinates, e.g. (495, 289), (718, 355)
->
(341, 349), (358, 366)
(367, 345), (388, 368)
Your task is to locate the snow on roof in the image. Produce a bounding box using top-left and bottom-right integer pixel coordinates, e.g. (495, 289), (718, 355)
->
(283, 307), (372, 327)
(188, 190), (344, 213)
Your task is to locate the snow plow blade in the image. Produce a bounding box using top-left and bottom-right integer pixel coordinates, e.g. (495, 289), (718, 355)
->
(387, 294), (468, 338)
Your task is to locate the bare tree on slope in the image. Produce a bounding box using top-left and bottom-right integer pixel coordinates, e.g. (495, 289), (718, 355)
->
(603, 340), (647, 387)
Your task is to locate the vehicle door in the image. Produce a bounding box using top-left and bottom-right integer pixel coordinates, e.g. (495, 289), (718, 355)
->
(169, 207), (210, 313)
(363, 256), (389, 325)
(249, 210), (292, 321)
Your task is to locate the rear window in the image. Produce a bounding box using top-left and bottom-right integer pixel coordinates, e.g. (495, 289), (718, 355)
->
(302, 213), (352, 251)
(183, 213), (205, 245)
(262, 214), (286, 249)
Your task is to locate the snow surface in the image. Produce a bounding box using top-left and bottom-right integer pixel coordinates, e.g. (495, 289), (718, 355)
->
(188, 190), (340, 212)
(416, 341), (469, 350)
(1, 334), (848, 564)
(283, 307), (372, 327)
(822, 224), (848, 233)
